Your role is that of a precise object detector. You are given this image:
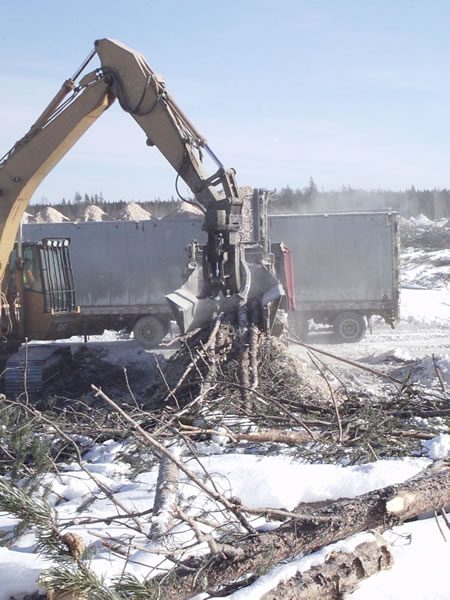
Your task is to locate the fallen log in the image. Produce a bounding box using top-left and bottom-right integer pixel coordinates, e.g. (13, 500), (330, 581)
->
(180, 424), (312, 445)
(149, 448), (180, 541)
(260, 534), (393, 600)
(160, 461), (449, 599)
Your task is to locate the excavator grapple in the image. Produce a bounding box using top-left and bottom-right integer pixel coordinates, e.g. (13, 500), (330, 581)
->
(167, 189), (290, 335)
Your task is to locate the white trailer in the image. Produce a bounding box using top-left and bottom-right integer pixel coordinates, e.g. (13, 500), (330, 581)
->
(23, 218), (205, 346)
(268, 211), (399, 341)
(23, 210), (399, 345)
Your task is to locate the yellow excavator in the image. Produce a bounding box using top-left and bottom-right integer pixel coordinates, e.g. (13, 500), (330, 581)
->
(0, 38), (286, 391)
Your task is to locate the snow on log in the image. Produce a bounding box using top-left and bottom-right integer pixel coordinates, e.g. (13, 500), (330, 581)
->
(182, 425), (312, 445)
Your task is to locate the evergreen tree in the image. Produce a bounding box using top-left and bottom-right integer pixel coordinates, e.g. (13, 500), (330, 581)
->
(304, 177), (318, 202)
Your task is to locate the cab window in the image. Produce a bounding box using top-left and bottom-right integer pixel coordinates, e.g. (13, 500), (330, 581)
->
(23, 247), (42, 292)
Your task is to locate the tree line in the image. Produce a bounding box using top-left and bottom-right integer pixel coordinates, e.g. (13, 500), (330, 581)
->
(29, 181), (450, 220)
(269, 180), (450, 219)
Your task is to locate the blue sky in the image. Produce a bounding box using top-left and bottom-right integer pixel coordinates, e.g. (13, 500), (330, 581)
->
(1, 0), (450, 203)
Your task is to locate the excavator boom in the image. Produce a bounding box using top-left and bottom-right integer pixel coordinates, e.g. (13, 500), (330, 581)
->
(0, 76), (113, 283)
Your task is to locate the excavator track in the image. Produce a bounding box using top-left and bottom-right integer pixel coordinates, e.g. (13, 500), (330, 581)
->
(3, 344), (71, 397)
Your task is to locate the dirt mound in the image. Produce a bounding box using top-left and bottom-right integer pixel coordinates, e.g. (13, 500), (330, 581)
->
(119, 202), (151, 221)
(163, 186), (254, 225)
(32, 206), (70, 224)
(45, 345), (158, 402)
(79, 204), (107, 222)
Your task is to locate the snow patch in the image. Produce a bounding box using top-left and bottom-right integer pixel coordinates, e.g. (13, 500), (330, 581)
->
(349, 517), (449, 599)
(422, 434), (450, 460)
(191, 455), (430, 510)
(414, 213), (433, 228)
(400, 289), (450, 328)
(0, 547), (51, 598)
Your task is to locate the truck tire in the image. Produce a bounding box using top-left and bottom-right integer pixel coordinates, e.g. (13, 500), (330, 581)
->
(333, 311), (366, 343)
(132, 315), (168, 348)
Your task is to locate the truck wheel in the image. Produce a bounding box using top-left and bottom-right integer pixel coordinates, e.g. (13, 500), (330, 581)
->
(132, 315), (167, 348)
(333, 312), (366, 343)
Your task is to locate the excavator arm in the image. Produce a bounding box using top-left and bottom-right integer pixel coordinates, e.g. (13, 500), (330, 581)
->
(0, 74), (113, 284)
(0, 38), (244, 299)
(95, 39), (244, 298)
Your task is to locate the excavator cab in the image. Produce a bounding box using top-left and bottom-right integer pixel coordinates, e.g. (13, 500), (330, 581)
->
(1, 239), (80, 396)
(5, 239), (79, 341)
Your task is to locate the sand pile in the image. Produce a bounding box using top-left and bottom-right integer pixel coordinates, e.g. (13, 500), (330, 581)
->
(21, 211), (33, 224)
(80, 204), (107, 222)
(32, 206), (69, 224)
(163, 201), (204, 219)
(119, 202), (151, 221)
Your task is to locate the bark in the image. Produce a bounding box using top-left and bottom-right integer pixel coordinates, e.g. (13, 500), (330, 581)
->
(261, 535), (393, 600)
(235, 429), (311, 445)
(162, 462), (449, 600)
(149, 451), (180, 541)
(238, 306), (251, 404)
(182, 426), (312, 445)
(48, 592), (82, 600)
(249, 322), (260, 390)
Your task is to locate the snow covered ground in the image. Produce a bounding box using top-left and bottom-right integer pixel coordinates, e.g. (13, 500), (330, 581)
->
(0, 451), (448, 599)
(0, 220), (448, 599)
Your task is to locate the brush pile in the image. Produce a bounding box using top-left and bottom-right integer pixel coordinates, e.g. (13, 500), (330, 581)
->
(144, 315), (329, 436)
(140, 317), (448, 465)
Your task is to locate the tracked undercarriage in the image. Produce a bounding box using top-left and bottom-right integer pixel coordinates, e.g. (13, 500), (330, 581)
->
(2, 344), (72, 397)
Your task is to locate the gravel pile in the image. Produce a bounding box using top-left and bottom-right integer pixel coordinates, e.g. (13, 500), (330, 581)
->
(163, 201), (203, 219)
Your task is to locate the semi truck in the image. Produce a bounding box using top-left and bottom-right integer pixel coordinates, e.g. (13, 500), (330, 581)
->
(23, 210), (399, 345)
